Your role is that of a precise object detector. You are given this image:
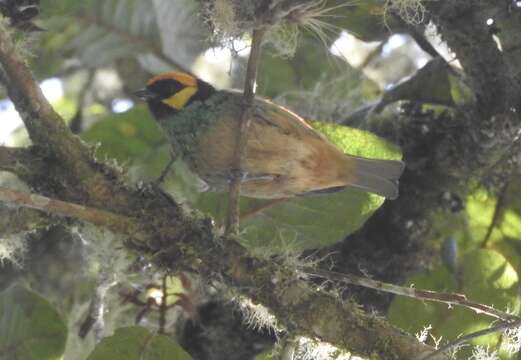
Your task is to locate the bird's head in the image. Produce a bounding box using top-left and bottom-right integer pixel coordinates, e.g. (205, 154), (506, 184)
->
(135, 71), (216, 119)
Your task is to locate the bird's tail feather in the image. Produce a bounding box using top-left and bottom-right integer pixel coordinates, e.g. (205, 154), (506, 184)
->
(347, 157), (404, 199)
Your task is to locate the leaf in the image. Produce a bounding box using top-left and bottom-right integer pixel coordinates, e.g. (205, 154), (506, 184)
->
(387, 265), (457, 334)
(254, 350), (273, 360)
(458, 249), (519, 309)
(65, 0), (166, 69)
(195, 122), (402, 254)
(463, 188), (521, 248)
(87, 326), (193, 360)
(373, 58), (470, 112)
(82, 106), (165, 163)
(389, 249), (520, 356)
(437, 249), (520, 357)
(259, 35), (352, 99)
(152, 0), (208, 70)
(465, 189), (499, 245)
(491, 239), (521, 276)
(0, 285), (67, 360)
(324, 0), (406, 42)
(433, 188), (521, 252)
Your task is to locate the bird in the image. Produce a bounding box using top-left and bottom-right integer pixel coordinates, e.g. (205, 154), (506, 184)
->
(135, 71), (404, 200)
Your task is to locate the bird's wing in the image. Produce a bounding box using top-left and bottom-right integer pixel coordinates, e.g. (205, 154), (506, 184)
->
(224, 89), (324, 141)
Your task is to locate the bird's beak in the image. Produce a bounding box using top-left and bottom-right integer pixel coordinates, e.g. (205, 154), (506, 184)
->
(134, 88), (156, 101)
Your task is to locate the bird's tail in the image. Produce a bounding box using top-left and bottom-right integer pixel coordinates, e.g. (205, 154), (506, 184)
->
(346, 156), (405, 199)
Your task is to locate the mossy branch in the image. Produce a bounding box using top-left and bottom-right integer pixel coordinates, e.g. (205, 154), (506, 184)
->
(425, 1), (521, 117)
(0, 187), (141, 238)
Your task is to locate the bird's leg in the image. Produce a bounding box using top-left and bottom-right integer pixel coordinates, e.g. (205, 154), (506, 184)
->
(155, 151), (177, 185)
(147, 151), (178, 206)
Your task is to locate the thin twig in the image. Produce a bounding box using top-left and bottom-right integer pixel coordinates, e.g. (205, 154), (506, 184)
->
(421, 319), (521, 360)
(481, 180), (509, 248)
(159, 274), (168, 334)
(308, 269), (521, 322)
(225, 27), (266, 235)
(0, 187), (141, 239)
(70, 68), (96, 134)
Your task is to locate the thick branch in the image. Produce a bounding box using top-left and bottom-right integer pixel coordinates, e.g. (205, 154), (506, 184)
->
(0, 26), (131, 209)
(426, 1), (521, 116)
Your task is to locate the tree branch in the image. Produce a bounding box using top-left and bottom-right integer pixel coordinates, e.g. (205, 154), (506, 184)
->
(225, 27), (266, 235)
(426, 1), (521, 116)
(0, 206), (51, 236)
(0, 187), (142, 239)
(0, 185), (441, 358)
(309, 269), (521, 322)
(421, 319), (521, 360)
(0, 25), (132, 210)
(0, 146), (35, 174)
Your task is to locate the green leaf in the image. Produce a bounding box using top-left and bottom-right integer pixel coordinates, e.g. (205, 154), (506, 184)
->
(491, 239), (521, 276)
(87, 326), (193, 360)
(375, 58), (456, 111)
(82, 106), (165, 163)
(0, 285), (67, 360)
(195, 123), (402, 254)
(259, 33), (382, 111)
(465, 189), (498, 245)
(462, 188), (521, 248)
(324, 0), (406, 42)
(437, 249), (520, 357)
(388, 265), (457, 334)
(458, 249), (519, 309)
(308, 121), (401, 160)
(390, 249), (520, 357)
(254, 350), (273, 360)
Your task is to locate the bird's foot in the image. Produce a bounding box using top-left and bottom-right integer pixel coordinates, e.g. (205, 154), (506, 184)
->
(228, 168), (248, 183)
